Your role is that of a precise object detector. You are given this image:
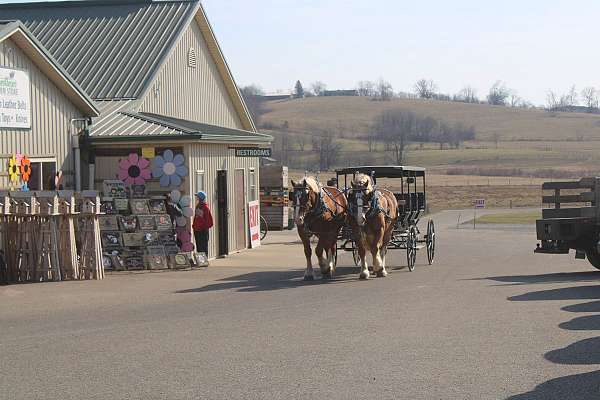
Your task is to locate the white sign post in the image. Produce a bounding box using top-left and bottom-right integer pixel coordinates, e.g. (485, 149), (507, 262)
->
(474, 199), (485, 229)
(0, 67), (31, 129)
(248, 200), (261, 248)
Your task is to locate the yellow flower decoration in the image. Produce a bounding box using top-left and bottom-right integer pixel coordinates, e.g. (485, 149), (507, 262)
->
(8, 155), (20, 183)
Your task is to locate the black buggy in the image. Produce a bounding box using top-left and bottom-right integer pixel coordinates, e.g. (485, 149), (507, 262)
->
(333, 166), (436, 271)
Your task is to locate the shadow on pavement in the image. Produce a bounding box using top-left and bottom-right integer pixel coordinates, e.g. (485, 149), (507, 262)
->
(475, 271), (600, 286)
(505, 370), (600, 399)
(508, 285), (600, 302)
(560, 316), (600, 331)
(175, 266), (361, 293)
(501, 280), (600, 399)
(545, 337), (600, 365)
(562, 300), (600, 313)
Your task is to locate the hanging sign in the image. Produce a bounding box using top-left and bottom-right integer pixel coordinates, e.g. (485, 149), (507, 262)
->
(234, 147), (272, 158)
(248, 200), (261, 248)
(142, 147), (155, 159)
(0, 67), (31, 129)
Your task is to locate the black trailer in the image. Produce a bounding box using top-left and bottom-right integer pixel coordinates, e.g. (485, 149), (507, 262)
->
(335, 165), (435, 271)
(535, 177), (600, 268)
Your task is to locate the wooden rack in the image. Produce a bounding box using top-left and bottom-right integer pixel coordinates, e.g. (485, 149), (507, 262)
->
(0, 190), (104, 284)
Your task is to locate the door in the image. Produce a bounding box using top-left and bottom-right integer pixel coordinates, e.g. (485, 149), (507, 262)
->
(234, 169), (246, 250)
(217, 170), (228, 257)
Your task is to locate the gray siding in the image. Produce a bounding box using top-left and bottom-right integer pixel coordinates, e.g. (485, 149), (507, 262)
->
(140, 22), (244, 130)
(187, 142), (259, 258)
(0, 37), (85, 189)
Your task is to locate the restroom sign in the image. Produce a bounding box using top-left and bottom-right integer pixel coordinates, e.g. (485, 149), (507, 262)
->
(0, 67), (31, 129)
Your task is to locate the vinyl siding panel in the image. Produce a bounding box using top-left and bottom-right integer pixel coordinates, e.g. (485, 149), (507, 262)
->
(140, 22), (244, 130)
(0, 37), (84, 189)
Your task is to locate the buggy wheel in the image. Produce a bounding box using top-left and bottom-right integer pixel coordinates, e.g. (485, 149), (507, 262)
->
(585, 246), (600, 269)
(406, 225), (417, 271)
(426, 219), (436, 265)
(260, 216), (268, 241)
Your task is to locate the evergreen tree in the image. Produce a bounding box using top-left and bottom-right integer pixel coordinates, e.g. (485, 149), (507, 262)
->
(294, 80), (305, 98)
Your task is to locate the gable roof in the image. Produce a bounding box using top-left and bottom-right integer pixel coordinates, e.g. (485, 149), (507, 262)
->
(0, 20), (98, 117)
(0, 0), (257, 131)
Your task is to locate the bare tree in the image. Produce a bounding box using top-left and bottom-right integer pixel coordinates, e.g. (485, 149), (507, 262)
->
(487, 81), (510, 106)
(376, 78), (394, 101)
(546, 86), (579, 111)
(295, 135), (306, 151)
(310, 81), (327, 96)
(509, 92), (521, 107)
(457, 86), (478, 103)
(414, 79), (437, 99)
(356, 80), (375, 96)
(373, 109), (416, 164)
(311, 130), (343, 170)
(581, 86), (599, 112)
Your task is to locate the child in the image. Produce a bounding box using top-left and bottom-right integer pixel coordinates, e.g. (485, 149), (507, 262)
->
(192, 191), (213, 256)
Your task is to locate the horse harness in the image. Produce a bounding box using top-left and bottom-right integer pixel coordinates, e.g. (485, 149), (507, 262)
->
(353, 189), (393, 222)
(296, 187), (346, 232)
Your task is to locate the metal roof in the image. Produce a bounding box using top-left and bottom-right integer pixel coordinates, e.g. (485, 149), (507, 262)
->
(90, 102), (271, 142)
(0, 20), (99, 116)
(0, 0), (199, 100)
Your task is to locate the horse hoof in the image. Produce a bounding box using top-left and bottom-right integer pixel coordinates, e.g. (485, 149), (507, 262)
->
(359, 272), (370, 280)
(376, 271), (387, 278)
(304, 275), (314, 281)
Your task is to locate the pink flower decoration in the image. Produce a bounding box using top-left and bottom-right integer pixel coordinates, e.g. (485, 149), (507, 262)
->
(15, 152), (23, 165)
(118, 153), (151, 186)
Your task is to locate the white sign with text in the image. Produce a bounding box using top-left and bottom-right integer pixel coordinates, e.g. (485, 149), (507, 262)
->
(0, 67), (31, 129)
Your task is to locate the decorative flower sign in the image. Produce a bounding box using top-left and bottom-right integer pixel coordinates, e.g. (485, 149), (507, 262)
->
(152, 149), (188, 187)
(118, 153), (151, 186)
(8, 155), (20, 183)
(20, 156), (31, 182)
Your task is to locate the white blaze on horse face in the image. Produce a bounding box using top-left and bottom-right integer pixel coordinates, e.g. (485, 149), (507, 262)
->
(356, 191), (365, 226)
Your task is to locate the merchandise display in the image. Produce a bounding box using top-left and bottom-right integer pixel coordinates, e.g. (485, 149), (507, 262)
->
(99, 181), (192, 271)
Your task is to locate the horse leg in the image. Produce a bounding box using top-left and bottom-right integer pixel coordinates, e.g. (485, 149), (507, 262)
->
(358, 240), (370, 280)
(372, 233), (388, 277)
(300, 230), (315, 281)
(316, 240), (330, 279)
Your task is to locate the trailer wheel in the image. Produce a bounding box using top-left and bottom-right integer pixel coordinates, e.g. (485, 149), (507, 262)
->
(586, 247), (600, 269)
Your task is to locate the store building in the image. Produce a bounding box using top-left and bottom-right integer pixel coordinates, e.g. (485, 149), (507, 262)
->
(0, 20), (99, 190)
(0, 0), (272, 259)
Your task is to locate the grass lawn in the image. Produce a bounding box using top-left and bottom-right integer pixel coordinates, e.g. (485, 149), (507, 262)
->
(471, 210), (542, 225)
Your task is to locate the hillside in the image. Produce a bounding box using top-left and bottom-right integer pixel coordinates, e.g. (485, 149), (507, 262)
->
(259, 96), (600, 177)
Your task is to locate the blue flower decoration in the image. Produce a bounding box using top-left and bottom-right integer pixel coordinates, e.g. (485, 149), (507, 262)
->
(152, 149), (188, 187)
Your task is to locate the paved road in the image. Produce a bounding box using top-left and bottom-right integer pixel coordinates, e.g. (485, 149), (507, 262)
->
(2, 211), (600, 399)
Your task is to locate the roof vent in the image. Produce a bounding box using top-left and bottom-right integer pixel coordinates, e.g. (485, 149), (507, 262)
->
(188, 47), (197, 69)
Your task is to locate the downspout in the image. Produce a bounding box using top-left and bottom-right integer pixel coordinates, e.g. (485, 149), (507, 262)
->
(70, 118), (90, 192)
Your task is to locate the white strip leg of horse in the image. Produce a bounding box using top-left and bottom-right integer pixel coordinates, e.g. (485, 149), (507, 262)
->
(359, 254), (370, 280)
(305, 256), (316, 281)
(372, 248), (387, 277)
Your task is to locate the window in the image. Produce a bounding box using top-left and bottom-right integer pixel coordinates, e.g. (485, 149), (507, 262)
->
(28, 160), (57, 191)
(249, 168), (257, 201)
(196, 170), (205, 193)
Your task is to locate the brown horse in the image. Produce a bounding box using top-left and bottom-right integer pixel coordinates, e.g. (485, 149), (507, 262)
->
(347, 173), (398, 279)
(291, 176), (348, 280)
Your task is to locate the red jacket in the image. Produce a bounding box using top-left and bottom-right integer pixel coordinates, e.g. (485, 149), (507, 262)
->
(193, 202), (214, 231)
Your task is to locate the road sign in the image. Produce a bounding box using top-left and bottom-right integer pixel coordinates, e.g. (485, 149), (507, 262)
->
(475, 199), (485, 209)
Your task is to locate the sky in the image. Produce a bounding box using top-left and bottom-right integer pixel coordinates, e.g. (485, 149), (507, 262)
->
(1, 0), (599, 105)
